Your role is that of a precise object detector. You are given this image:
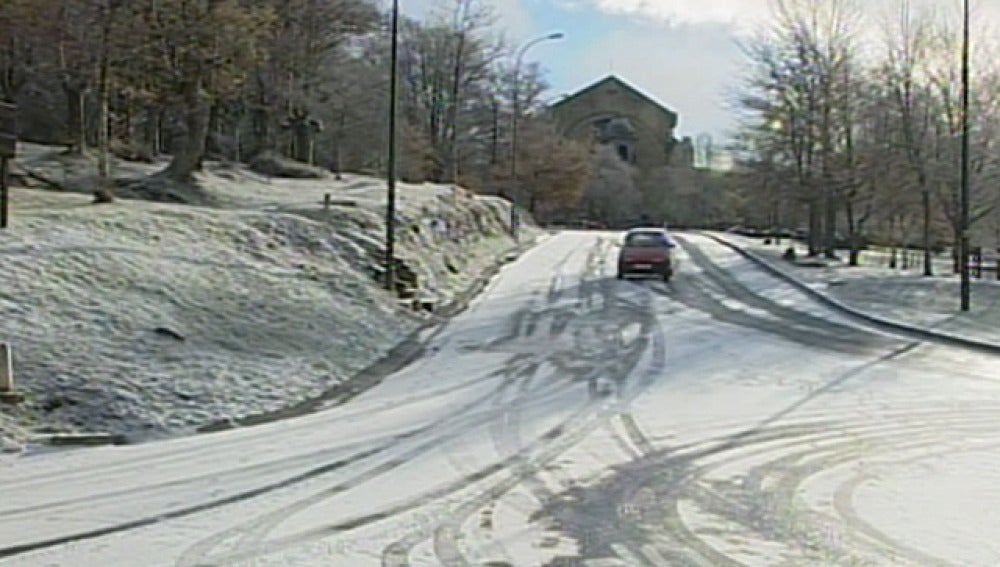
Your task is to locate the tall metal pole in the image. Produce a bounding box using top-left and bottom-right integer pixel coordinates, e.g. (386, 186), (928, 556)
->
(0, 158), (8, 229)
(0, 101), (15, 230)
(384, 0), (400, 292)
(960, 0), (971, 311)
(509, 32), (564, 214)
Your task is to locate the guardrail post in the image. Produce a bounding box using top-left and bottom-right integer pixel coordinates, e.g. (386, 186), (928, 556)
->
(0, 343), (23, 404)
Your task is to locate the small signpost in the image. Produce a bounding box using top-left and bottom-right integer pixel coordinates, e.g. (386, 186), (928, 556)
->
(0, 102), (17, 229)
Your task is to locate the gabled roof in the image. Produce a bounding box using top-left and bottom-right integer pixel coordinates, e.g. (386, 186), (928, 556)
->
(550, 75), (678, 122)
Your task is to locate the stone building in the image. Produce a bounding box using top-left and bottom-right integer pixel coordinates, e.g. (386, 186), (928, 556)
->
(548, 75), (706, 227)
(549, 75), (693, 172)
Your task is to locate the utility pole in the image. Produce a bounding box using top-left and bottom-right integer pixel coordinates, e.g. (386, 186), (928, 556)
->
(0, 102), (17, 230)
(384, 0), (400, 292)
(960, 0), (971, 311)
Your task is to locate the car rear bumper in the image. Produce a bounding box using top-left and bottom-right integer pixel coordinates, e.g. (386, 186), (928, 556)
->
(619, 261), (671, 274)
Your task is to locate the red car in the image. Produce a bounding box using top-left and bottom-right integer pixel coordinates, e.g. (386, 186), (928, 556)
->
(617, 228), (676, 281)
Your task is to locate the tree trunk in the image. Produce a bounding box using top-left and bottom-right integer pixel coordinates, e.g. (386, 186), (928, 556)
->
(848, 245), (860, 266)
(248, 71), (273, 159)
(292, 121), (311, 163)
(446, 31), (466, 185)
(889, 215), (898, 269)
(333, 111), (345, 180)
(823, 186), (837, 259)
(333, 138), (342, 180)
(96, 64), (110, 180)
(1, 43), (26, 103)
(922, 187), (933, 276)
(63, 84), (86, 154)
(93, 0), (119, 196)
(141, 106), (159, 157)
(126, 96), (138, 150)
(162, 83), (210, 183)
(205, 102), (222, 159)
(807, 199), (821, 256)
(845, 201), (859, 267)
(953, 223), (962, 274)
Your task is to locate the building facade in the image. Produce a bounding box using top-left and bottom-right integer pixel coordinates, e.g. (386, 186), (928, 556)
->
(547, 75), (707, 227)
(549, 75), (693, 171)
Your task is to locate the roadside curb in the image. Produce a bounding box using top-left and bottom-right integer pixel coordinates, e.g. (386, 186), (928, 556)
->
(30, 433), (128, 447)
(701, 232), (1000, 355)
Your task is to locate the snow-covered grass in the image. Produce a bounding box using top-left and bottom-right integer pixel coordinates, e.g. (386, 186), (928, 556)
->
(0, 148), (535, 445)
(716, 232), (1000, 344)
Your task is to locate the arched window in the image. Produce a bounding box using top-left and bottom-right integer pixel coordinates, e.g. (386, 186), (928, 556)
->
(617, 143), (629, 162)
(617, 142), (636, 164)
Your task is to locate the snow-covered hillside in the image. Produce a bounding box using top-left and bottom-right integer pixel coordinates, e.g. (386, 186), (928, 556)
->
(0, 146), (533, 446)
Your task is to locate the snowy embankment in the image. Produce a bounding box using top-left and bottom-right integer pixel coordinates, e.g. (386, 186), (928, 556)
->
(0, 145), (534, 447)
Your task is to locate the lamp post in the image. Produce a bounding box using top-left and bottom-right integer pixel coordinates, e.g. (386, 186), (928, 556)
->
(959, 0), (971, 311)
(509, 32), (564, 212)
(385, 0), (400, 292)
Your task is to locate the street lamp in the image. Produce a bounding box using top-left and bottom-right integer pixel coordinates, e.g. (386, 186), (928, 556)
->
(959, 0), (971, 311)
(509, 32), (564, 213)
(385, 0), (400, 292)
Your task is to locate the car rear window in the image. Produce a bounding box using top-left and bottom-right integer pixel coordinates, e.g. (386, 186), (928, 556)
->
(625, 232), (670, 247)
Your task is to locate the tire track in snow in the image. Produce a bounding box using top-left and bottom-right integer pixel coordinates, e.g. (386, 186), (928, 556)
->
(174, 365), (559, 567)
(174, 239), (620, 566)
(533, 351), (1000, 566)
(426, 243), (667, 567)
(650, 235), (896, 354)
(376, 238), (667, 567)
(675, 234), (880, 340)
(0, 358), (539, 560)
(379, 237), (615, 566)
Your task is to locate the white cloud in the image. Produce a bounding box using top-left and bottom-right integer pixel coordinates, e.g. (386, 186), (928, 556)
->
(555, 20), (743, 140)
(586, 0), (1000, 29)
(589, 0), (772, 26)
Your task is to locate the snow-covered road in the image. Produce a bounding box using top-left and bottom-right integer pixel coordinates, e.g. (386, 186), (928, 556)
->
(3, 231), (1000, 566)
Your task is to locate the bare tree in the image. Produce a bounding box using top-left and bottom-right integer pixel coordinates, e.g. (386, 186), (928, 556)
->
(580, 145), (642, 226)
(398, 3), (503, 182)
(123, 0), (273, 190)
(880, 0), (937, 273)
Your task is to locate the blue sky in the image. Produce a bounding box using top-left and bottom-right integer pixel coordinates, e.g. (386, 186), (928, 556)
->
(400, 0), (755, 144)
(398, 0), (993, 146)
(513, 2), (744, 143)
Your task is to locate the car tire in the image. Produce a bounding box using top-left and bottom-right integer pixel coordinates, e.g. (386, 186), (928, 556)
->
(616, 271), (624, 279)
(663, 269), (673, 282)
